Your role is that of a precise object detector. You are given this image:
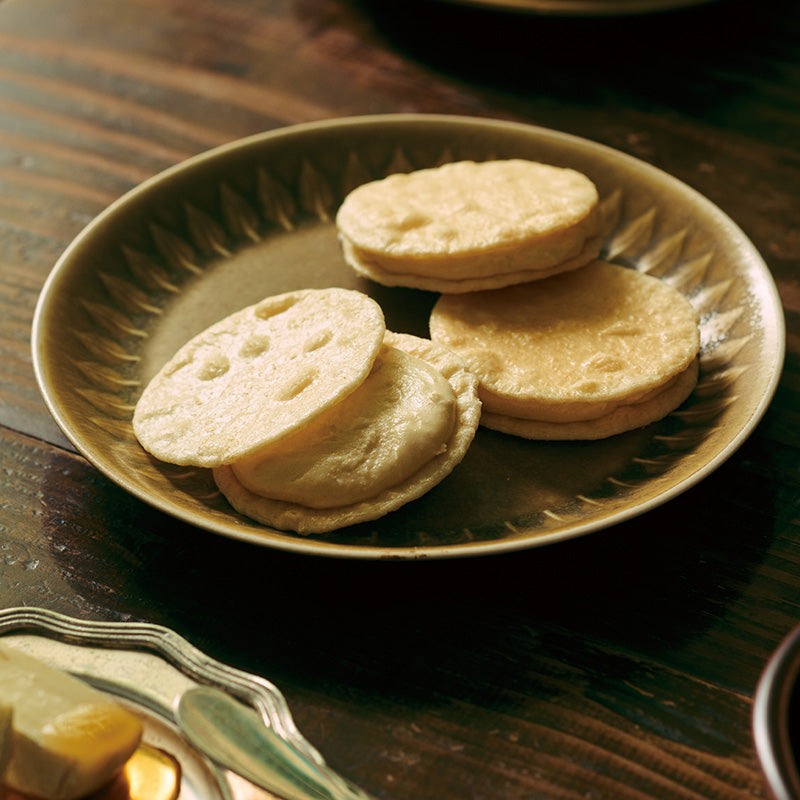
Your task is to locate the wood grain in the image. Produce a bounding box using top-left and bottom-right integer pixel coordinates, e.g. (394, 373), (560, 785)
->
(0, 425), (783, 799)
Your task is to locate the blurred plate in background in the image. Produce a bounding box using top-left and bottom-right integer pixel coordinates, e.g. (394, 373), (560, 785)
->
(430, 0), (721, 16)
(754, 623), (800, 800)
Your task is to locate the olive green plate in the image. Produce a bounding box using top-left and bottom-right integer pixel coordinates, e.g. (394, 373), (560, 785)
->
(32, 114), (785, 559)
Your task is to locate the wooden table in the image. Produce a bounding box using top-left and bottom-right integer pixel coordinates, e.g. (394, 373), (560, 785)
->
(1, 0), (798, 797)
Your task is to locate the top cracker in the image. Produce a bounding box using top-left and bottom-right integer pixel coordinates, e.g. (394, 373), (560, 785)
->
(336, 159), (600, 291)
(132, 288), (386, 467)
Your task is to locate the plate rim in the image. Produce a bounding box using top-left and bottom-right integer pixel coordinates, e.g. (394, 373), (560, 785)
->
(31, 113), (786, 560)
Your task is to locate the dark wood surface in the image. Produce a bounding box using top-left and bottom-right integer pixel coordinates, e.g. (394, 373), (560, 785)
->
(1, 0), (799, 797)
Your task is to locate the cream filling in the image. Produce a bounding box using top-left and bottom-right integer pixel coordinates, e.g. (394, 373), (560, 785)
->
(342, 206), (600, 281)
(480, 371), (683, 423)
(231, 345), (457, 509)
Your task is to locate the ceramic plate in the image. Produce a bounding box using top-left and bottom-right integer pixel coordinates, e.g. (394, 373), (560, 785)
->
(32, 114), (785, 559)
(0, 606), (333, 800)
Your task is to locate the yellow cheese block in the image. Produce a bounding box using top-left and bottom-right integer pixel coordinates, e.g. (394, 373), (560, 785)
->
(0, 644), (143, 800)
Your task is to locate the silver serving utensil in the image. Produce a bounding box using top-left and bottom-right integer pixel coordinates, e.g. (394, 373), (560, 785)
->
(175, 686), (374, 800)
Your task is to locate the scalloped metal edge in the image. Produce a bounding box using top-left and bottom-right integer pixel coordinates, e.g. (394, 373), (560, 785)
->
(0, 607), (325, 766)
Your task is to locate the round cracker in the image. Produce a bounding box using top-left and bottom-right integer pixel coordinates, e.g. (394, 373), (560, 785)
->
(336, 159), (599, 283)
(481, 359), (699, 440)
(429, 261), (700, 422)
(212, 331), (481, 534)
(133, 288), (385, 467)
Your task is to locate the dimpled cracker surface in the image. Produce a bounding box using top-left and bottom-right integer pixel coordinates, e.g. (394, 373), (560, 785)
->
(132, 288), (385, 467)
(336, 160), (599, 284)
(213, 331), (482, 534)
(429, 261), (700, 424)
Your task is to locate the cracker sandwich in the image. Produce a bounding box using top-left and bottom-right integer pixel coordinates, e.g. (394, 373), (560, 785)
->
(133, 288), (481, 533)
(430, 261), (700, 440)
(336, 159), (601, 293)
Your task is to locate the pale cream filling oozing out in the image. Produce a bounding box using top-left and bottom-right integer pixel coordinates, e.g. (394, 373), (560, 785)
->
(231, 345), (457, 509)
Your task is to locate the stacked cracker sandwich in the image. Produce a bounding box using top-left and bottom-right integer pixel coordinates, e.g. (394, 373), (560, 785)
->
(133, 288), (480, 534)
